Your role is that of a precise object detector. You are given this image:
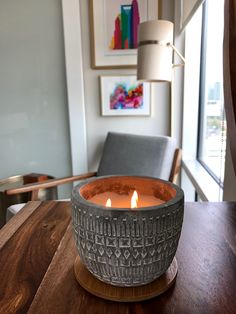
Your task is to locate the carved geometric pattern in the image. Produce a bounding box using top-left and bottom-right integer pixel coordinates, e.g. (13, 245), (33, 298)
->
(72, 199), (184, 287)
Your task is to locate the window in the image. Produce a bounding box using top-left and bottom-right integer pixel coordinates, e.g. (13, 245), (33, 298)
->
(181, 0), (225, 201)
(197, 0), (226, 187)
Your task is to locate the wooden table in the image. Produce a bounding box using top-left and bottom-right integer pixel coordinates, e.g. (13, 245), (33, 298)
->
(0, 201), (236, 314)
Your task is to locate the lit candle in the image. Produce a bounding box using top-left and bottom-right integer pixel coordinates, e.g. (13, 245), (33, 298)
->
(105, 198), (112, 207)
(89, 190), (164, 208)
(131, 190), (138, 209)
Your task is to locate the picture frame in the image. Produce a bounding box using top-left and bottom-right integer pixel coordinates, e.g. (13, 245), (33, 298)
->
(90, 0), (159, 69)
(100, 75), (151, 116)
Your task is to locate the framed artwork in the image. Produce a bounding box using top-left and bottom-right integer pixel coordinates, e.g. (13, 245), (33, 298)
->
(90, 0), (159, 69)
(100, 75), (150, 116)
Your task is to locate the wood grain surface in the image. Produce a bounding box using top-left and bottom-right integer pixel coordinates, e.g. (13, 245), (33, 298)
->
(74, 256), (177, 302)
(0, 201), (236, 314)
(0, 201), (71, 313)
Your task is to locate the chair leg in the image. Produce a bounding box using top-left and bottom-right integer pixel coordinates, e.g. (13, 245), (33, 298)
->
(31, 189), (39, 201)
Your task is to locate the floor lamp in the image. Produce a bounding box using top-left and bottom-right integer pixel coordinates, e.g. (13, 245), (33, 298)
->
(137, 20), (185, 136)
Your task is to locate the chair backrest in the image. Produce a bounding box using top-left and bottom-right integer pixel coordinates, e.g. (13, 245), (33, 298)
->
(97, 132), (178, 181)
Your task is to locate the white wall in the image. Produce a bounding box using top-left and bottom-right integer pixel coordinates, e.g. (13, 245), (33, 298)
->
(0, 0), (72, 197)
(172, 0), (185, 147)
(79, 0), (173, 171)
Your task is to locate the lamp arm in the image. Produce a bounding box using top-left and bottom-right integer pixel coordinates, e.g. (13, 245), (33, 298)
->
(167, 43), (185, 66)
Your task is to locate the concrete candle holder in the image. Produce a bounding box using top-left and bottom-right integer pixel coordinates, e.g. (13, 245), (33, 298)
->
(71, 176), (184, 287)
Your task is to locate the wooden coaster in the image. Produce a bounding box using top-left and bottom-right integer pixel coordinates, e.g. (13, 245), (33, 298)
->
(74, 256), (178, 302)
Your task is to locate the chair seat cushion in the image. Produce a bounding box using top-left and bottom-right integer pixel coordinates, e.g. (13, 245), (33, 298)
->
(6, 203), (26, 222)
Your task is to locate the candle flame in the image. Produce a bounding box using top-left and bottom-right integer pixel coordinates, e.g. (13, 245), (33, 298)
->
(106, 198), (112, 207)
(131, 190), (138, 209)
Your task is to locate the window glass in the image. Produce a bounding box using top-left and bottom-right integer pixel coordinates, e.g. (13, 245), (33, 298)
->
(198, 0), (226, 186)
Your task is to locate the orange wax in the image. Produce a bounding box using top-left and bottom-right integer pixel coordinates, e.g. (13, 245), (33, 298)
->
(89, 191), (164, 208)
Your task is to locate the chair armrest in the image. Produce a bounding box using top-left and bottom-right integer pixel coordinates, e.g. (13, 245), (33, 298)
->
(169, 149), (182, 184)
(5, 172), (97, 200)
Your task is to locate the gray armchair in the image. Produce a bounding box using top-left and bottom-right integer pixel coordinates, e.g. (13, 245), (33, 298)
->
(5, 132), (181, 203)
(97, 132), (179, 180)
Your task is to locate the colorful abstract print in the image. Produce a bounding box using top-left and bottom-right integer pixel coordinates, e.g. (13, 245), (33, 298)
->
(110, 0), (140, 50)
(110, 83), (143, 110)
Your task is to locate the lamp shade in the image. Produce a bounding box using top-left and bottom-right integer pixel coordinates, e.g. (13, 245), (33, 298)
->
(137, 20), (174, 82)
